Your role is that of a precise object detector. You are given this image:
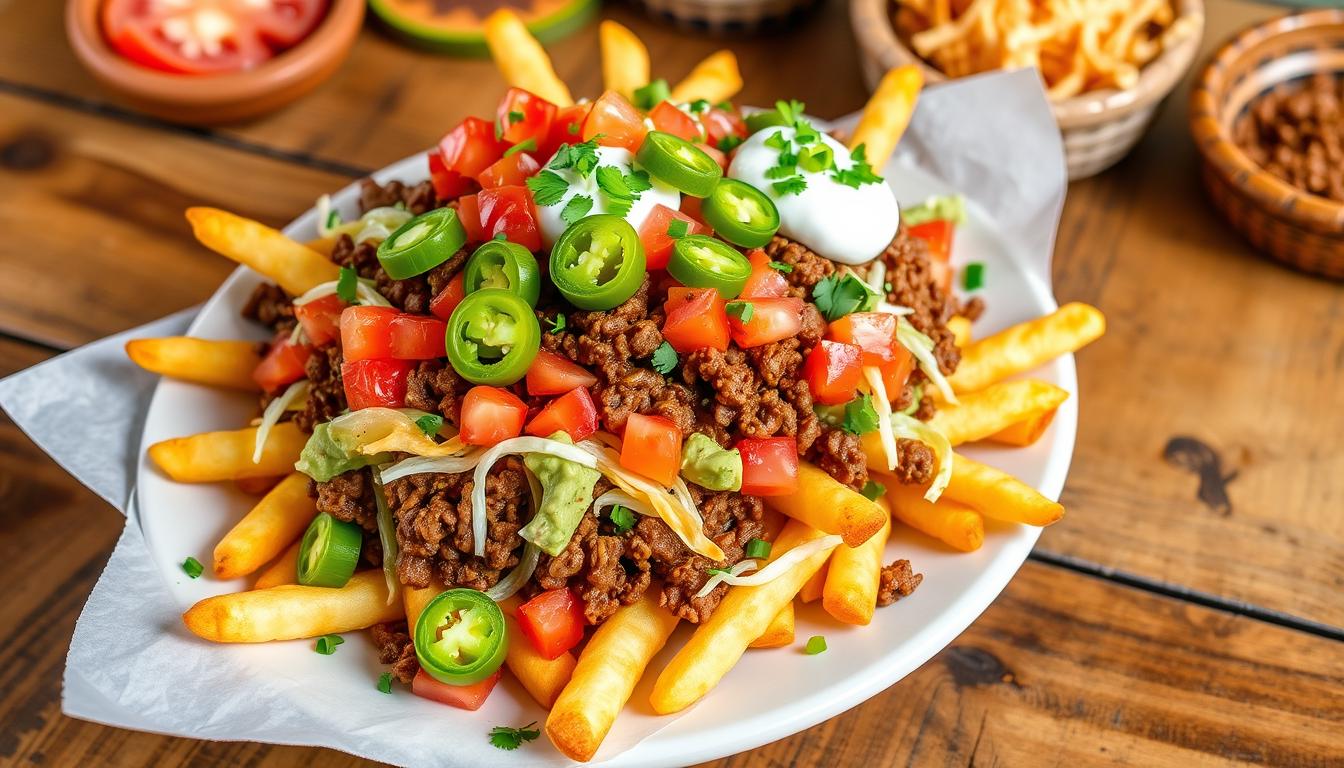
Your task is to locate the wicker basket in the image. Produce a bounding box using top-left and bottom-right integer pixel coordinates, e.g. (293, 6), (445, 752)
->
(633, 0), (821, 34)
(1189, 10), (1344, 280)
(850, 0), (1205, 180)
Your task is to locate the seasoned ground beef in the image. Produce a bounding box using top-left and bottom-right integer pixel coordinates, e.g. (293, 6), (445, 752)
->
(650, 486), (764, 622)
(359, 178), (439, 215)
(765, 236), (836, 298)
(810, 427), (868, 490)
(296, 344), (345, 432)
(882, 226), (961, 377)
(371, 621), (419, 683)
(330, 234), (465, 315)
(313, 468), (378, 532)
(403, 359), (472, 427)
(876, 559), (923, 606)
(241, 283), (295, 332)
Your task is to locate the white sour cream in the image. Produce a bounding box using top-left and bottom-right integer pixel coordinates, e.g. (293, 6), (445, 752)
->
(536, 146), (681, 246)
(728, 127), (899, 265)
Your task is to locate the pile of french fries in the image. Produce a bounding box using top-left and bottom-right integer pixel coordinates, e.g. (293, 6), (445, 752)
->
(894, 0), (1200, 100)
(129, 10), (1106, 762)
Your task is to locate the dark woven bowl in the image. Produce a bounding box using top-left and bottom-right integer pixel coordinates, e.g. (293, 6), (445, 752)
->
(1189, 9), (1344, 279)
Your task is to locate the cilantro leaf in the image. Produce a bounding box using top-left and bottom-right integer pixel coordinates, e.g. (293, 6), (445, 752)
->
(415, 414), (443, 436)
(667, 218), (689, 239)
(805, 635), (827, 655)
(832, 143), (885, 188)
(503, 138), (537, 158)
(508, 110), (524, 124)
(325, 209), (342, 230)
(725, 301), (754, 323)
(525, 170), (569, 206)
(336, 266), (358, 304)
(772, 176), (807, 196)
(315, 635), (345, 655)
(860, 479), (886, 501)
(605, 196), (633, 218)
(963, 262), (985, 291)
(775, 99), (806, 125)
(608, 504), (636, 534)
(812, 274), (880, 321)
(717, 135), (744, 153)
(764, 130), (790, 151)
(376, 672), (393, 694)
(493, 232), (507, 241)
(793, 121), (821, 146)
(560, 194), (593, 226)
(596, 166), (649, 199)
(651, 341), (678, 374)
(841, 394), (880, 436)
(633, 78), (671, 110)
(689, 98), (711, 113)
(549, 140), (599, 177)
(547, 314), (567, 334)
(768, 261), (793, 273)
(489, 722), (541, 751)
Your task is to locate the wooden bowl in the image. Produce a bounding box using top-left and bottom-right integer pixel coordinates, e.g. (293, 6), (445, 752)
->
(66, 0), (365, 125)
(1190, 9), (1344, 280)
(850, 0), (1205, 179)
(634, 0), (821, 33)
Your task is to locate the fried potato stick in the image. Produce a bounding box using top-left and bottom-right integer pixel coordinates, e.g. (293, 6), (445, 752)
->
(944, 453), (1064, 526)
(126, 337), (261, 390)
(927, 379), (1070, 445)
(185, 208), (340, 296)
(947, 315), (972, 349)
(599, 20), (649, 101)
(253, 540), (301, 589)
(149, 422), (307, 482)
(500, 596), (578, 710)
(547, 590), (679, 760)
(668, 50), (743, 104)
(650, 519), (838, 714)
(884, 478), (984, 552)
(184, 570), (402, 642)
(799, 560), (827, 603)
(235, 475), (284, 495)
(764, 462), (886, 547)
(987, 408), (1059, 446)
(484, 9), (574, 107)
(403, 576), (445, 629)
(749, 601), (795, 648)
(848, 65), (923, 169)
(214, 472), (315, 579)
(823, 504), (892, 625)
(948, 303), (1105, 393)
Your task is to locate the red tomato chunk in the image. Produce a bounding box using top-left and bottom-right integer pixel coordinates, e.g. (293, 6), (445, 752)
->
(342, 359), (413, 410)
(516, 588), (586, 660)
(526, 387), (599, 443)
(412, 668), (500, 711)
(526, 350), (598, 396)
(459, 386), (527, 446)
(737, 436), (799, 496)
(620, 413), (683, 486)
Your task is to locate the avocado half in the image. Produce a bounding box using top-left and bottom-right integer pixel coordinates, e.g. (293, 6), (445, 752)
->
(367, 0), (600, 56)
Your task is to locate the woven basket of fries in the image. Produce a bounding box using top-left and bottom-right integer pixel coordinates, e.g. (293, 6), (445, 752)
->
(635, 0), (821, 33)
(851, 0), (1205, 179)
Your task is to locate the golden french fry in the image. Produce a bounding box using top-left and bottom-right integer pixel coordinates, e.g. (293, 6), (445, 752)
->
(823, 503), (892, 626)
(484, 9), (573, 107)
(848, 65), (923, 168)
(650, 520), (838, 714)
(599, 20), (649, 101)
(944, 453), (1064, 526)
(185, 208), (340, 296)
(149, 422), (307, 482)
(547, 590), (679, 760)
(949, 303), (1105, 394)
(184, 570), (402, 642)
(498, 596), (578, 710)
(668, 50), (743, 104)
(403, 579), (443, 630)
(235, 475), (284, 495)
(126, 337), (261, 391)
(884, 479), (984, 552)
(763, 462), (886, 547)
(928, 379), (1070, 446)
(253, 540), (300, 589)
(749, 601), (795, 648)
(947, 315), (972, 348)
(214, 472), (315, 579)
(799, 560), (827, 603)
(987, 408), (1059, 446)
(305, 235), (338, 257)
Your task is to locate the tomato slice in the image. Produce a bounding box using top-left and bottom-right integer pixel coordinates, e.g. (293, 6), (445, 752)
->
(293, 293), (344, 347)
(438, 117), (508, 183)
(907, 219), (955, 263)
(479, 185), (542, 252)
(695, 142), (729, 173)
(496, 88), (557, 148)
(389, 315), (448, 360)
(412, 667), (500, 711)
(620, 413), (683, 486)
(456, 194), (486, 244)
(102, 0), (275, 74)
(429, 272), (467, 321)
(739, 248), (789, 299)
(341, 358), (413, 410)
(339, 305), (398, 362)
(477, 152), (540, 190)
(728, 297), (804, 348)
(525, 350), (598, 396)
(540, 103), (592, 159)
(526, 387), (599, 442)
(459, 386), (528, 446)
(249, 0), (328, 48)
(701, 106), (748, 149)
(648, 101), (700, 142)
(662, 287), (729, 353)
(252, 332), (311, 392)
(516, 588), (587, 659)
(582, 91), (647, 153)
(826, 312), (898, 364)
(804, 340), (864, 405)
(737, 436), (799, 496)
(638, 204), (712, 270)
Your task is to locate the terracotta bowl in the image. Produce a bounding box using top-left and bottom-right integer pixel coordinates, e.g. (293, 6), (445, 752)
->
(850, 0), (1205, 179)
(66, 0), (365, 125)
(1190, 9), (1344, 280)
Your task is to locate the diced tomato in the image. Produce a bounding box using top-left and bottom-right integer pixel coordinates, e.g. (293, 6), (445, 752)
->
(728, 297), (804, 348)
(412, 668), (500, 711)
(459, 386), (528, 446)
(582, 90), (648, 153)
(480, 185), (542, 252)
(695, 142), (729, 173)
(876, 346), (916, 398)
(428, 149), (473, 200)
(101, 0), (281, 75)
(496, 87), (556, 147)
(526, 350), (598, 395)
(662, 287), (729, 353)
(526, 387), (599, 442)
(648, 101), (700, 142)
(619, 413), (682, 486)
(803, 340), (864, 405)
(907, 219), (955, 263)
(437, 117), (508, 184)
(516, 588), (586, 660)
(541, 103), (592, 158)
(679, 194), (707, 225)
(737, 436), (799, 496)
(638, 204), (712, 270)
(826, 312), (898, 364)
(293, 293), (344, 347)
(389, 315), (448, 360)
(429, 273), (467, 321)
(477, 152), (540, 190)
(252, 333), (312, 392)
(456, 194), (486, 244)
(929, 260), (953, 294)
(339, 305), (398, 362)
(701, 106), (748, 149)
(341, 359), (413, 410)
(739, 248), (789, 299)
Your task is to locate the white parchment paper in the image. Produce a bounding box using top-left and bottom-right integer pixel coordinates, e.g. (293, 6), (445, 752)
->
(0, 68), (1064, 766)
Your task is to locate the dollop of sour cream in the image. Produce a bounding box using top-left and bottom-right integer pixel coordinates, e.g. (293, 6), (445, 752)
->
(536, 146), (681, 246)
(728, 127), (899, 265)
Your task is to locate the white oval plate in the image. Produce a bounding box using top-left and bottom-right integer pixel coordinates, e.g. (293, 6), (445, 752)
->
(136, 148), (1074, 767)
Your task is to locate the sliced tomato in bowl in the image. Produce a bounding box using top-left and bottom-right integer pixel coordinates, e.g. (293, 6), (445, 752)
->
(101, 0), (275, 74)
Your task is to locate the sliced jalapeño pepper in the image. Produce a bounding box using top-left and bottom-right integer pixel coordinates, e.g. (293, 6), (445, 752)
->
(636, 131), (723, 197)
(296, 512), (362, 588)
(549, 215), (647, 311)
(414, 588), (508, 686)
(377, 207), (467, 280)
(701, 179), (781, 248)
(744, 109), (789, 134)
(463, 240), (541, 307)
(667, 235), (752, 298)
(445, 288), (540, 385)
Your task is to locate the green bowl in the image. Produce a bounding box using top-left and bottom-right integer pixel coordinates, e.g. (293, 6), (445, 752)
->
(367, 0), (599, 56)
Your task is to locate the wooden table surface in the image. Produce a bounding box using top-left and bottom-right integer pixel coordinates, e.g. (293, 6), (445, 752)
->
(2, 0), (1342, 765)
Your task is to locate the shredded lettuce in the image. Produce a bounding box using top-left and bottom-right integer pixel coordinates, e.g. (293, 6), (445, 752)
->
(694, 534), (842, 598)
(902, 194), (966, 227)
(862, 367), (898, 471)
(889, 412), (953, 502)
(316, 195), (413, 242)
(294, 422), (392, 482)
(896, 317), (958, 404)
(293, 277), (392, 308)
(326, 407), (466, 458)
(370, 467), (399, 605)
(254, 380), (309, 463)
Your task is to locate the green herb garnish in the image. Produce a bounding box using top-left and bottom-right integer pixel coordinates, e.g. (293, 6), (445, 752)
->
(181, 557), (203, 579)
(804, 635), (827, 655)
(745, 538), (772, 559)
(768, 261), (793, 273)
(503, 138), (537, 157)
(860, 479), (886, 501)
(336, 266), (359, 304)
(841, 394), (880, 436)
(415, 414), (443, 437)
(725, 301), (754, 323)
(651, 341), (679, 374)
(525, 170), (570, 206)
(812, 273), (880, 321)
(667, 218), (689, 239)
(608, 504), (636, 534)
(489, 722), (541, 751)
(547, 314), (567, 334)
(963, 262), (985, 291)
(315, 635), (345, 655)
(560, 194), (593, 226)
(377, 672), (393, 694)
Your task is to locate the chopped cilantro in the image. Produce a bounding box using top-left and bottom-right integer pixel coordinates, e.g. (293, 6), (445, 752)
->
(525, 170), (569, 206)
(860, 479), (886, 501)
(651, 341), (678, 374)
(181, 557), (203, 579)
(376, 672), (393, 694)
(549, 139), (600, 176)
(415, 414), (443, 436)
(633, 79), (671, 111)
(745, 538), (771, 559)
(315, 635), (344, 655)
(841, 394), (880, 436)
(325, 209), (341, 230)
(595, 166), (652, 199)
(804, 635), (827, 655)
(768, 261), (793, 273)
(667, 218), (689, 239)
(706, 566), (732, 577)
(508, 110), (525, 124)
(833, 143), (884, 188)
(772, 176), (807, 196)
(811, 274), (880, 321)
(489, 722), (541, 751)
(717, 135), (744, 153)
(560, 194), (593, 226)
(567, 122), (580, 135)
(775, 99), (806, 124)
(765, 164), (799, 180)
(725, 301), (754, 323)
(493, 117), (504, 140)
(763, 130), (790, 151)
(688, 98), (711, 113)
(606, 196), (633, 218)
(546, 314), (567, 334)
(884, 282), (893, 293)
(608, 504), (636, 534)
(798, 144), (834, 173)
(503, 138), (537, 158)
(963, 262), (985, 291)
(716, 100), (733, 111)
(336, 266), (359, 304)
